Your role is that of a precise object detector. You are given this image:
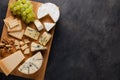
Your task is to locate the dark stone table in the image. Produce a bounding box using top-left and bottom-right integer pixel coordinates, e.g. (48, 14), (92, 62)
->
(1, 0), (120, 80)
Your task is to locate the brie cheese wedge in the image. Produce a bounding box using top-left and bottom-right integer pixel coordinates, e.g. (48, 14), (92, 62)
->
(44, 22), (55, 31)
(31, 42), (47, 52)
(37, 2), (60, 22)
(18, 52), (43, 74)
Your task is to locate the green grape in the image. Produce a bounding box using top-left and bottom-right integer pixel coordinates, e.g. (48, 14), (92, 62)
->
(27, 13), (32, 18)
(22, 0), (27, 4)
(22, 16), (26, 21)
(12, 11), (17, 15)
(16, 5), (20, 10)
(25, 9), (31, 13)
(26, 19), (31, 23)
(22, 11), (26, 16)
(9, 3), (14, 9)
(26, 1), (31, 6)
(13, 7), (17, 11)
(31, 11), (35, 17)
(16, 11), (21, 15)
(9, 0), (35, 24)
(23, 4), (29, 8)
(16, 1), (21, 5)
(28, 7), (32, 12)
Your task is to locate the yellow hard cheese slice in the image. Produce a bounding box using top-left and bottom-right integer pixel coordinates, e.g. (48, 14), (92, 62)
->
(8, 30), (24, 40)
(18, 52), (43, 74)
(0, 50), (25, 76)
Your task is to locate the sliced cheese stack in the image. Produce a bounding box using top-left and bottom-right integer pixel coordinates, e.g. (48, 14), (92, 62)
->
(44, 22), (55, 32)
(31, 42), (47, 52)
(0, 50), (25, 76)
(4, 16), (22, 32)
(37, 2), (60, 22)
(18, 52), (43, 74)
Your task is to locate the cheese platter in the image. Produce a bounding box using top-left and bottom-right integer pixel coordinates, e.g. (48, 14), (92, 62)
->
(0, 0), (60, 80)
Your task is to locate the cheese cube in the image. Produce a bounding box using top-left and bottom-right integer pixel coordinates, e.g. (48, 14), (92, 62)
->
(21, 44), (28, 50)
(15, 45), (20, 50)
(34, 20), (43, 31)
(24, 48), (30, 54)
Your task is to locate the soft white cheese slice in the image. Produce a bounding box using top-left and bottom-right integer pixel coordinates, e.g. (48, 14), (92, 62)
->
(37, 2), (60, 22)
(44, 22), (55, 31)
(31, 42), (47, 52)
(34, 20), (43, 31)
(18, 52), (43, 74)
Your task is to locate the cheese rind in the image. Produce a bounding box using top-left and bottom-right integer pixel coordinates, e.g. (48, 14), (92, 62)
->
(24, 27), (40, 40)
(0, 50), (25, 76)
(34, 20), (43, 31)
(31, 42), (47, 52)
(37, 2), (60, 22)
(39, 32), (52, 46)
(18, 52), (43, 74)
(44, 22), (55, 31)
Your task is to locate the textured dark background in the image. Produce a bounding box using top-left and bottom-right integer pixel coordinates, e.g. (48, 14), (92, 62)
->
(1, 0), (120, 80)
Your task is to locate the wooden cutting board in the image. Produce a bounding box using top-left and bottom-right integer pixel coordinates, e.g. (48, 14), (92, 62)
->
(0, 0), (55, 80)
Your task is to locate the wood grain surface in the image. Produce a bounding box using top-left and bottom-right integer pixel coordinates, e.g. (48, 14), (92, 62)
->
(0, 0), (55, 80)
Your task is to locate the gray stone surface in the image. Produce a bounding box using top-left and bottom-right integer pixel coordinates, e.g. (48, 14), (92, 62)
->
(1, 0), (120, 80)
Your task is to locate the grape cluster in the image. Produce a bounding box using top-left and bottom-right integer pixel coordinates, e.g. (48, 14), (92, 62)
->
(9, 0), (35, 24)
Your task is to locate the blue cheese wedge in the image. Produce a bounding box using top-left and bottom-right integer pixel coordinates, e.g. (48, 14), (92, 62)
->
(37, 2), (60, 22)
(24, 27), (40, 40)
(34, 20), (43, 31)
(44, 22), (55, 31)
(39, 32), (52, 46)
(31, 42), (47, 52)
(18, 52), (43, 74)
